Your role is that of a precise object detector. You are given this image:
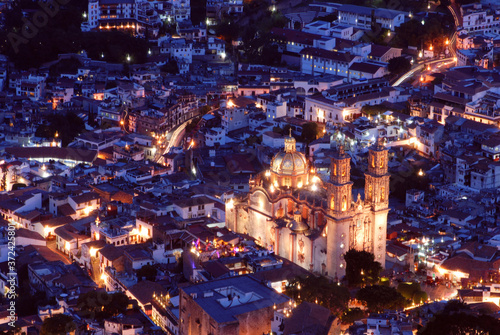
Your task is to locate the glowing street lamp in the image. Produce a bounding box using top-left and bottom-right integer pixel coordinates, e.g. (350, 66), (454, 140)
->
(126, 54), (131, 62)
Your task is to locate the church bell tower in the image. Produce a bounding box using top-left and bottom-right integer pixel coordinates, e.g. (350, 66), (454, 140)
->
(364, 138), (390, 264)
(326, 145), (353, 216)
(325, 145), (353, 278)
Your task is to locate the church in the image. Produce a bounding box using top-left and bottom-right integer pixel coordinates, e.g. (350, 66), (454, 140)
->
(225, 134), (390, 279)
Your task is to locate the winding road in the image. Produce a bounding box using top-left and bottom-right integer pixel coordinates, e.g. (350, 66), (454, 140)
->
(392, 58), (456, 87)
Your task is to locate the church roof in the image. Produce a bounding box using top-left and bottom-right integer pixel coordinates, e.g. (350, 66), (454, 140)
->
(287, 218), (310, 233)
(270, 134), (308, 176)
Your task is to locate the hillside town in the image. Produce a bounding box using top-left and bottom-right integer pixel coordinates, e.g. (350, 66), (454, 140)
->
(1, 0), (500, 334)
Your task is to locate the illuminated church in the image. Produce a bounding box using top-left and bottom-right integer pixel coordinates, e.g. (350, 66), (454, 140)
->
(226, 134), (390, 279)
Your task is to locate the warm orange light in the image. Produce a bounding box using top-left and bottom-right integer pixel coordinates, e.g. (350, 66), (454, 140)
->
(445, 39), (449, 45)
(120, 120), (124, 125)
(429, 45), (433, 51)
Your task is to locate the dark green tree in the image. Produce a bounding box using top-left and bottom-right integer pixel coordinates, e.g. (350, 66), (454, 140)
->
(35, 112), (85, 147)
(136, 264), (158, 281)
(419, 312), (500, 335)
(160, 58), (179, 75)
(77, 291), (129, 320)
(397, 281), (422, 300)
(356, 285), (406, 313)
(388, 56), (411, 75)
(300, 122), (320, 144)
(285, 276), (350, 316)
(344, 249), (382, 287)
(341, 308), (365, 324)
(40, 314), (76, 335)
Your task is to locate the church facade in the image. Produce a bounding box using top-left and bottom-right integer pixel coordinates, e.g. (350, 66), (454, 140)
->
(226, 135), (390, 279)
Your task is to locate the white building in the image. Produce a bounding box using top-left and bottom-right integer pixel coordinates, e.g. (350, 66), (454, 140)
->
(337, 4), (407, 31)
(83, 0), (163, 36)
(461, 3), (500, 34)
(15, 75), (46, 101)
(300, 47), (360, 77)
(204, 127), (226, 147)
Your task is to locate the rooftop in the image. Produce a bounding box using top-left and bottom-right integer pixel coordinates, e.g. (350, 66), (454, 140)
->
(181, 275), (289, 324)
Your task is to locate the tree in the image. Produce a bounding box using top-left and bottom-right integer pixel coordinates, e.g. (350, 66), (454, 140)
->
(160, 58), (179, 75)
(344, 249), (382, 287)
(356, 285), (406, 313)
(419, 312), (500, 335)
(398, 281), (428, 305)
(35, 112), (85, 147)
(41, 314), (76, 335)
(341, 308), (365, 324)
(285, 276), (350, 316)
(77, 291), (129, 320)
(199, 105), (212, 116)
(136, 264), (157, 281)
(300, 122), (320, 144)
(388, 56), (411, 75)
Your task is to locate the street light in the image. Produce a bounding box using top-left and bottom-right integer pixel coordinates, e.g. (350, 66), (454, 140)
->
(126, 54), (131, 62)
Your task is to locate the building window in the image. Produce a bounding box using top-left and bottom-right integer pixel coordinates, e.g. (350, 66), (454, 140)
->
(380, 187), (385, 202)
(330, 197), (335, 210)
(342, 195), (347, 211)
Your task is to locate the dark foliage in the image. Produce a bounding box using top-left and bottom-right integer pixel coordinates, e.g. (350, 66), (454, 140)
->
(285, 276), (350, 315)
(35, 112), (85, 147)
(356, 285), (406, 313)
(388, 56), (412, 75)
(344, 249), (382, 286)
(41, 314), (76, 335)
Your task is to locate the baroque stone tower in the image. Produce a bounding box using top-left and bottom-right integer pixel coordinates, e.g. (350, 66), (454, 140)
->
(364, 138), (390, 265)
